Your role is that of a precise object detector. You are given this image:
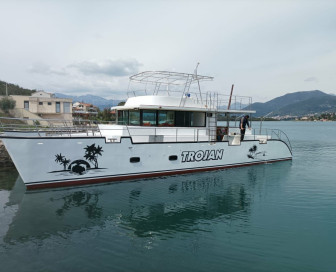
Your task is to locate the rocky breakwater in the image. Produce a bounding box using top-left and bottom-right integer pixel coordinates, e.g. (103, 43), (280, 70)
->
(0, 140), (14, 167)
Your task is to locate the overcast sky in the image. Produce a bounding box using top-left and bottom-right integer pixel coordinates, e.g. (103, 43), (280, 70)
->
(0, 0), (335, 102)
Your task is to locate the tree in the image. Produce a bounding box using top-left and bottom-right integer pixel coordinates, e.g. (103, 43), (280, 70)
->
(55, 153), (71, 170)
(0, 80), (35, 96)
(98, 108), (114, 121)
(0, 97), (16, 113)
(84, 144), (103, 168)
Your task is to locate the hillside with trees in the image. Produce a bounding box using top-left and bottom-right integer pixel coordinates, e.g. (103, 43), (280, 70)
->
(250, 90), (336, 117)
(0, 80), (35, 96)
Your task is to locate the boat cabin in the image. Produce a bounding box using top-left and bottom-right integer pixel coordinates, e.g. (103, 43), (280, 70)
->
(103, 71), (255, 144)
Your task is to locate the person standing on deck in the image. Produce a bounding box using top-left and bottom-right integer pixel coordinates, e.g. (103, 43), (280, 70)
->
(240, 115), (250, 141)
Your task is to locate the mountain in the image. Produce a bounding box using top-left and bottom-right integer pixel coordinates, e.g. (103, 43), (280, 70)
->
(0, 79), (123, 110)
(250, 90), (336, 117)
(55, 93), (123, 110)
(0, 80), (35, 96)
(2, 79), (335, 116)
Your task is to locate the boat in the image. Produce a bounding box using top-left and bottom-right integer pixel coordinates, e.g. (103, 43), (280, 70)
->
(0, 70), (292, 190)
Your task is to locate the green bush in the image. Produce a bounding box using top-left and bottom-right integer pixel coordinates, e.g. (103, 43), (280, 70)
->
(0, 97), (16, 113)
(98, 108), (115, 122)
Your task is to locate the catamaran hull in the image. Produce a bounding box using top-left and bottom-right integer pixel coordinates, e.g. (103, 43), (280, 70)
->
(2, 136), (292, 190)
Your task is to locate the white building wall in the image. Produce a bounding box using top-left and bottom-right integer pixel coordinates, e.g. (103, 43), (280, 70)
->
(8, 93), (73, 121)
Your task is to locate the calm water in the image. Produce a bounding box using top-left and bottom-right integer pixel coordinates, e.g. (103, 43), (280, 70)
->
(1, 121), (336, 272)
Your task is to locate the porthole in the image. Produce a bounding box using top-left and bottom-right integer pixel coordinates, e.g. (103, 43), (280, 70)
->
(130, 157), (140, 163)
(169, 155), (178, 161)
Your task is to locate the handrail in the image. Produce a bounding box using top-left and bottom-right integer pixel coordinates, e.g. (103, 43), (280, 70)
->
(0, 117), (292, 151)
(251, 127), (292, 153)
(272, 129), (293, 152)
(0, 116), (102, 137)
(124, 88), (252, 111)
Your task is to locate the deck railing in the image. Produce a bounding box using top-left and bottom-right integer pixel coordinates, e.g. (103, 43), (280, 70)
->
(0, 117), (292, 152)
(251, 128), (292, 152)
(0, 117), (103, 137)
(126, 88), (252, 111)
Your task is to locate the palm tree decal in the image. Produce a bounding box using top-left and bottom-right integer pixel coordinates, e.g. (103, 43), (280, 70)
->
(84, 144), (103, 169)
(249, 145), (257, 153)
(51, 144), (105, 175)
(247, 145), (266, 159)
(55, 153), (71, 170)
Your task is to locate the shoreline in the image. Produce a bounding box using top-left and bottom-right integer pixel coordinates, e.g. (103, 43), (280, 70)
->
(0, 140), (14, 167)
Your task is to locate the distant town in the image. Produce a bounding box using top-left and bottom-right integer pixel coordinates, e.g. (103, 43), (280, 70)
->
(1, 80), (336, 122)
(271, 113), (336, 121)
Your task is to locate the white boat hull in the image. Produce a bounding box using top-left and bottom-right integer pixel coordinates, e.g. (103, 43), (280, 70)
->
(2, 136), (292, 190)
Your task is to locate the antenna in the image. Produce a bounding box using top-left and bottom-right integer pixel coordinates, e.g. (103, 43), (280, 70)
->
(194, 62), (200, 75)
(260, 111), (273, 134)
(227, 84), (234, 109)
(194, 62), (203, 103)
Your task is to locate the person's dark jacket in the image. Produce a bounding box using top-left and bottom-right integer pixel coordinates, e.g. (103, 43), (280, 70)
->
(240, 116), (249, 129)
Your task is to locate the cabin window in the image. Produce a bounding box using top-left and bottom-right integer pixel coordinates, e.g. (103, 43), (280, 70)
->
(175, 111), (206, 127)
(129, 110), (140, 126)
(192, 112), (206, 126)
(116, 109), (206, 127)
(175, 111), (191, 127)
(142, 110), (157, 126)
(117, 110), (129, 125)
(169, 155), (178, 161)
(158, 111), (174, 126)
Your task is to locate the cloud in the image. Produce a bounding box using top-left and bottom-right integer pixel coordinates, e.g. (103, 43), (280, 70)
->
(27, 63), (66, 76)
(34, 73), (131, 100)
(304, 76), (319, 83)
(24, 59), (143, 99)
(69, 59), (143, 77)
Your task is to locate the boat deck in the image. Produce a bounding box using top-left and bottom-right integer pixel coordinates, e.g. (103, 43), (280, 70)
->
(0, 117), (292, 152)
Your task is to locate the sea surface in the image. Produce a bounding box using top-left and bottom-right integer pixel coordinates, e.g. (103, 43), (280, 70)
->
(0, 121), (336, 272)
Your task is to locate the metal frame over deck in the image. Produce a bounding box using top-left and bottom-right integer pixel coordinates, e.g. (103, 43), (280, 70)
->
(130, 71), (214, 86)
(127, 70), (254, 112)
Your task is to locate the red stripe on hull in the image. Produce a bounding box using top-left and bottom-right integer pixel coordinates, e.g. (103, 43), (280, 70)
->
(26, 158), (292, 190)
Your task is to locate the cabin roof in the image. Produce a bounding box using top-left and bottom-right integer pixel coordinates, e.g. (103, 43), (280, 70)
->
(112, 105), (255, 114)
(112, 95), (255, 114)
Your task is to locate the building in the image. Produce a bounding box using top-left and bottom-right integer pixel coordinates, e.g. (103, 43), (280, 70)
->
(72, 102), (99, 119)
(9, 91), (73, 125)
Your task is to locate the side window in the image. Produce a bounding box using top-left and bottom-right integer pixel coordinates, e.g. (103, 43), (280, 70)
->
(129, 110), (140, 125)
(117, 110), (129, 125)
(175, 111), (191, 127)
(192, 112), (205, 126)
(175, 111), (205, 127)
(142, 110), (157, 126)
(158, 111), (174, 126)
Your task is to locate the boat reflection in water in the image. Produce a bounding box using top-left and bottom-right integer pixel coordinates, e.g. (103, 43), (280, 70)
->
(3, 161), (291, 243)
(0, 167), (19, 191)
